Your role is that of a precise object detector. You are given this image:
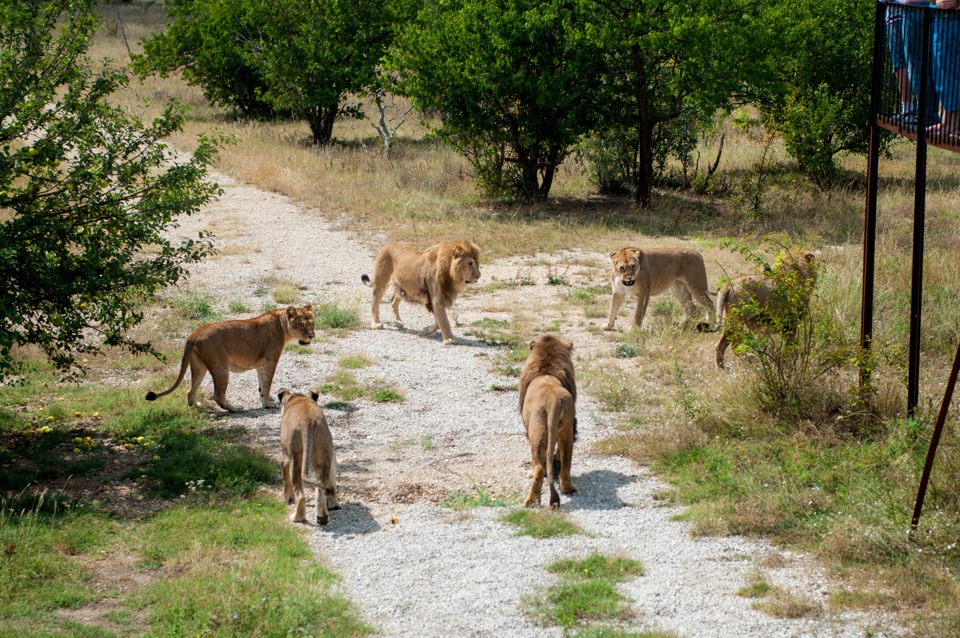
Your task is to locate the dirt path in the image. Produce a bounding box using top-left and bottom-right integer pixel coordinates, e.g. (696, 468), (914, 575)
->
(172, 172), (904, 637)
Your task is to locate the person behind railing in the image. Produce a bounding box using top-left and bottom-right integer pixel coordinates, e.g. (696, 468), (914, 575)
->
(887, 3), (915, 116)
(929, 0), (960, 140)
(898, 0), (942, 126)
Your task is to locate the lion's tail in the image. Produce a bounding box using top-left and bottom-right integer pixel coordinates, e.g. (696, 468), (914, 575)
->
(545, 402), (562, 509)
(360, 274), (373, 287)
(145, 342), (194, 402)
(300, 419), (334, 497)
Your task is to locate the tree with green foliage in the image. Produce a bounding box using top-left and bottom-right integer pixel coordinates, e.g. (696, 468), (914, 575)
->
(583, 0), (768, 207)
(0, 0), (221, 376)
(135, 0), (404, 145)
(389, 0), (607, 202)
(131, 0), (279, 119)
(754, 0), (878, 187)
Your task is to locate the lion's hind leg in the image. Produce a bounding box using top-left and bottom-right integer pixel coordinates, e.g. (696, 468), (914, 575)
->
(291, 451), (307, 523)
(558, 415), (577, 495)
(389, 289), (405, 328)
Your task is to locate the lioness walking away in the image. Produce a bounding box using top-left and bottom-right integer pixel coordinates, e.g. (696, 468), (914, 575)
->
(519, 335), (578, 508)
(278, 389), (340, 525)
(605, 247), (715, 331)
(714, 251), (818, 369)
(145, 304), (315, 412)
(361, 240), (480, 344)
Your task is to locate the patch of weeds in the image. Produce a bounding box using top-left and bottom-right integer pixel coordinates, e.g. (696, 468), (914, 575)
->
(371, 387), (404, 403)
(228, 299), (251, 314)
(738, 571), (774, 598)
(172, 291), (223, 324)
(528, 553), (644, 631)
(571, 629), (678, 638)
(490, 383), (518, 392)
(284, 343), (313, 355)
(260, 300), (278, 313)
(253, 283), (269, 297)
(752, 589), (821, 619)
(548, 554), (645, 580)
(497, 363), (523, 378)
(465, 318), (515, 344)
(315, 301), (360, 330)
(419, 436), (433, 450)
(386, 436), (432, 452)
(316, 372), (401, 403)
(338, 354), (373, 369)
(317, 371), (367, 402)
(272, 286), (302, 305)
(547, 275), (569, 286)
(546, 318), (565, 332)
(441, 487), (510, 509)
(501, 509), (582, 538)
(615, 343), (640, 358)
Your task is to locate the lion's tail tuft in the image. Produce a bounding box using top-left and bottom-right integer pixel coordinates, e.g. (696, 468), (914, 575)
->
(360, 274), (372, 287)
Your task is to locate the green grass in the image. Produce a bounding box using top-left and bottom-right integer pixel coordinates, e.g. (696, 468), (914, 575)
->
(228, 299), (251, 314)
(337, 354), (374, 369)
(0, 497), (372, 637)
(501, 509), (583, 538)
(528, 553), (644, 630)
(170, 291), (223, 324)
(315, 301), (360, 330)
(271, 285), (302, 305)
(441, 487), (511, 509)
(316, 371), (403, 404)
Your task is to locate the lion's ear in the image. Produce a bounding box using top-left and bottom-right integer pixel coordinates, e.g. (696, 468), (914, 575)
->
(565, 339), (574, 351)
(303, 303), (313, 312)
(286, 306), (297, 318)
(309, 391), (320, 403)
(609, 252), (617, 261)
(277, 389), (290, 404)
(453, 245), (466, 258)
(529, 339), (537, 350)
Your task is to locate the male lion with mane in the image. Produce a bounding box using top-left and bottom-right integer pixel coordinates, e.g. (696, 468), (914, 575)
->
(144, 304), (315, 412)
(361, 240), (480, 344)
(519, 335), (577, 509)
(714, 251), (818, 369)
(605, 247), (715, 331)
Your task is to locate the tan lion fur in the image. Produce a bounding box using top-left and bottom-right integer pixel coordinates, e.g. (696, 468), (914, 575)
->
(714, 251), (817, 369)
(278, 390), (340, 525)
(604, 247), (715, 331)
(361, 240), (481, 344)
(144, 304), (315, 412)
(518, 335), (577, 508)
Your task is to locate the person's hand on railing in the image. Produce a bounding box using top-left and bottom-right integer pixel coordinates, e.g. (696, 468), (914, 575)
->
(936, 0), (958, 9)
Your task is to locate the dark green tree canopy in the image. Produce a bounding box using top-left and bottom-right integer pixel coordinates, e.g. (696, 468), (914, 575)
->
(0, 0), (221, 375)
(135, 0), (406, 145)
(390, 0), (608, 202)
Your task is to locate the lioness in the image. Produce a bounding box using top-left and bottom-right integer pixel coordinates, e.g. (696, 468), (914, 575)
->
(714, 251), (817, 369)
(278, 389), (340, 525)
(604, 247), (715, 331)
(519, 335), (577, 508)
(361, 240), (481, 345)
(144, 304), (315, 412)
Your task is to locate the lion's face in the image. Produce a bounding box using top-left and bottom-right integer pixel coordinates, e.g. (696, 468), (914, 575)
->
(451, 242), (481, 285)
(285, 304), (316, 345)
(609, 249), (641, 287)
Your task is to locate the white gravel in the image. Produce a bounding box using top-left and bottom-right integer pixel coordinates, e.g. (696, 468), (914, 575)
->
(170, 171), (905, 637)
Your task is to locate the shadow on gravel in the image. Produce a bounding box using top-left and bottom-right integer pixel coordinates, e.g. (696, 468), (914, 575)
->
(388, 325), (497, 350)
(321, 502), (381, 537)
(562, 469), (637, 511)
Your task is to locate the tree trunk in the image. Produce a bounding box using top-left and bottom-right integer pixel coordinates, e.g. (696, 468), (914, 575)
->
(307, 107), (337, 146)
(631, 44), (653, 208)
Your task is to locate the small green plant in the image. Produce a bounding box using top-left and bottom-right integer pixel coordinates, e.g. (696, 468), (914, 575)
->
(173, 291), (222, 323)
(501, 509), (582, 538)
(272, 286), (302, 305)
(529, 553), (643, 630)
(615, 343), (639, 358)
(284, 343), (312, 355)
(370, 387), (403, 403)
(441, 487), (510, 509)
(315, 302), (360, 330)
(338, 354), (374, 369)
(228, 299), (251, 314)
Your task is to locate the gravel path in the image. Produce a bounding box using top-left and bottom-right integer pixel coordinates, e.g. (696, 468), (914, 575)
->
(172, 172), (904, 637)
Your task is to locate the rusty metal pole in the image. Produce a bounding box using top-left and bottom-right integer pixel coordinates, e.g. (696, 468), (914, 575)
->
(912, 337), (960, 530)
(907, 7), (932, 415)
(860, 1), (887, 388)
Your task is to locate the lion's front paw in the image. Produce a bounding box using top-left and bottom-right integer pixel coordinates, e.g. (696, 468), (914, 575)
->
(560, 481), (578, 495)
(442, 337), (457, 345)
(261, 398), (277, 409)
(372, 322), (383, 330)
(394, 320), (404, 329)
(317, 514), (329, 526)
(602, 323), (615, 331)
